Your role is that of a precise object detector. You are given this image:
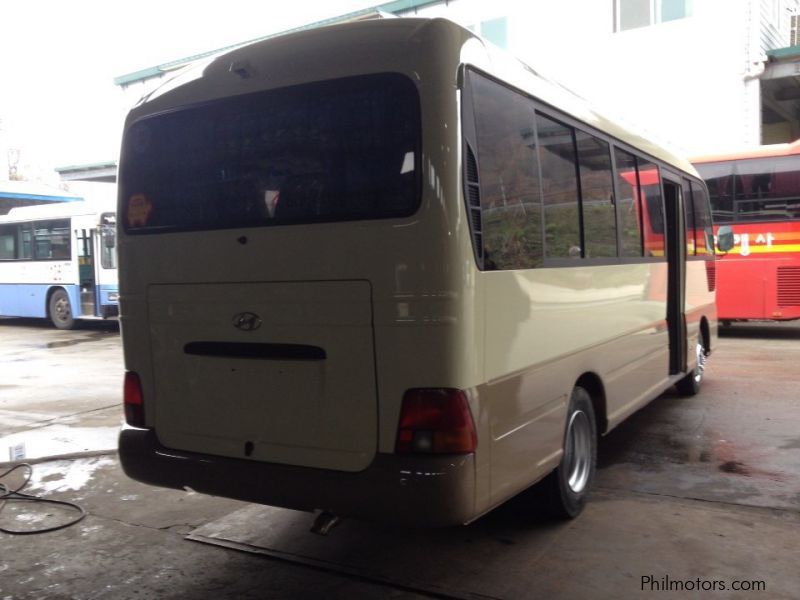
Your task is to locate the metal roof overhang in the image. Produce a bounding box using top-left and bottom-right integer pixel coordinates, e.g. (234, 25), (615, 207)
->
(56, 162), (118, 183)
(762, 45), (800, 142)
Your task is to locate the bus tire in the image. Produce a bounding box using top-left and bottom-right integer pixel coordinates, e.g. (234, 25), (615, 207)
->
(676, 337), (707, 397)
(546, 386), (597, 519)
(49, 288), (75, 330)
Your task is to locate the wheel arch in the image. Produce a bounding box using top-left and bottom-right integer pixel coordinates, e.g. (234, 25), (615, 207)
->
(575, 372), (608, 435)
(699, 316), (711, 355)
(45, 285), (65, 315)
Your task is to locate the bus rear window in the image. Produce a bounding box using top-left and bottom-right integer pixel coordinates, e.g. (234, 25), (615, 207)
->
(120, 73), (421, 233)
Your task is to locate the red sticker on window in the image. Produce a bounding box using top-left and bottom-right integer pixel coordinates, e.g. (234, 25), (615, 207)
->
(128, 194), (153, 228)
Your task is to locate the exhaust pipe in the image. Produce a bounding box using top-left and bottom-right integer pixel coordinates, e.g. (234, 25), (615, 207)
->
(310, 510), (341, 536)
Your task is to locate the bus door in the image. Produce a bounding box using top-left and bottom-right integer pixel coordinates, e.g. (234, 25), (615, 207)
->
(662, 176), (687, 374)
(76, 227), (97, 317)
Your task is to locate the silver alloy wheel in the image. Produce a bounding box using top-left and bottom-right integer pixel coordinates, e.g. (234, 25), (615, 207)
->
(564, 409), (592, 494)
(693, 341), (706, 385)
(54, 295), (71, 323)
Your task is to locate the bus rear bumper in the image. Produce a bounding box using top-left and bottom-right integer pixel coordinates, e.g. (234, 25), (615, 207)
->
(118, 426), (476, 527)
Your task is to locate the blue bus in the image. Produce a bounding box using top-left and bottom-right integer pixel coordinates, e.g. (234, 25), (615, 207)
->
(0, 200), (118, 328)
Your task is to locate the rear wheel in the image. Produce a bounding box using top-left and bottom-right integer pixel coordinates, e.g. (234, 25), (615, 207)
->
(546, 386), (597, 519)
(49, 289), (75, 330)
(676, 336), (707, 397)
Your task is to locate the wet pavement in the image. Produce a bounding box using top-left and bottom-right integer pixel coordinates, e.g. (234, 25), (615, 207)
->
(1, 318), (799, 598)
(597, 322), (800, 513)
(0, 318), (121, 461)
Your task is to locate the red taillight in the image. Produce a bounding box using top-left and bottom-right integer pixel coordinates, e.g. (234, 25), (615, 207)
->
(124, 371), (145, 428)
(395, 389), (477, 454)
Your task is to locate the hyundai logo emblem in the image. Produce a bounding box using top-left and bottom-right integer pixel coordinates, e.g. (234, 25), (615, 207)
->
(232, 312), (262, 331)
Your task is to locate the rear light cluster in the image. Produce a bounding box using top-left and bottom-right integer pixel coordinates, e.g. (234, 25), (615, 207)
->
(395, 389), (477, 454)
(124, 371), (145, 428)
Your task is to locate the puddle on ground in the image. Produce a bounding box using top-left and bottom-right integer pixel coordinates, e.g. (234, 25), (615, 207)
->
(25, 456), (115, 492)
(719, 461), (751, 475)
(45, 331), (114, 349)
(601, 427), (786, 482)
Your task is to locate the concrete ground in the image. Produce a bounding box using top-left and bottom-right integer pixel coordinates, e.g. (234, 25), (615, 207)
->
(1, 318), (799, 599)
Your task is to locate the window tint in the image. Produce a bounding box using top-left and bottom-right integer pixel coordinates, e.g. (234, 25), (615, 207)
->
(21, 224), (33, 259)
(33, 220), (71, 260)
(471, 74), (542, 270)
(697, 162), (733, 223)
(638, 160), (665, 257)
(615, 149), (642, 257)
(0, 225), (15, 260)
(121, 73), (421, 233)
(100, 213), (117, 269)
(691, 182), (713, 255)
(696, 156), (800, 223)
(465, 73), (680, 268)
(1, 222), (68, 260)
(576, 131), (617, 257)
(537, 113), (581, 258)
(682, 179), (696, 255)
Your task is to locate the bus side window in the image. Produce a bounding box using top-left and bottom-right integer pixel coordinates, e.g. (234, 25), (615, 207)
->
(33, 220), (71, 260)
(471, 73), (543, 270)
(614, 149), (643, 257)
(576, 131), (617, 258)
(0, 225), (15, 260)
(691, 182), (712, 255)
(536, 113), (581, 259)
(637, 159), (664, 258)
(20, 223), (33, 259)
(682, 179), (696, 255)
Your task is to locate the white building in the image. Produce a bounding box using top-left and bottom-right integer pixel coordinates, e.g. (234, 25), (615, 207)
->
(107, 0), (800, 166)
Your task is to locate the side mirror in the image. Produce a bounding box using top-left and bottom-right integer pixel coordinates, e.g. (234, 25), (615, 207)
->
(717, 225), (734, 253)
(102, 228), (116, 249)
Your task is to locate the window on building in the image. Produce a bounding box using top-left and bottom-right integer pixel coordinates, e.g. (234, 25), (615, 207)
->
(616, 0), (692, 31)
(618, 0), (651, 30)
(481, 17), (508, 48)
(661, 0), (690, 22)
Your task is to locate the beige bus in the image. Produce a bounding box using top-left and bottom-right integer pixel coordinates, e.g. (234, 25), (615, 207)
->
(117, 18), (728, 528)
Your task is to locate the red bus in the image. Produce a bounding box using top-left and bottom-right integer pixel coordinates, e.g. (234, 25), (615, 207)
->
(692, 140), (800, 323)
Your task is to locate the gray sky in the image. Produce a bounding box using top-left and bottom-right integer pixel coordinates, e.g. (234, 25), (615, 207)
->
(0, 0), (378, 177)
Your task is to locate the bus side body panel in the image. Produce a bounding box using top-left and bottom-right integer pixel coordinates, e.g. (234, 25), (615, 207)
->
(0, 259), (77, 318)
(715, 221), (800, 321)
(484, 264), (671, 501)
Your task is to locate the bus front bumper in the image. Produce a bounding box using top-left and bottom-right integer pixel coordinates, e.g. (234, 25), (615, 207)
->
(118, 426), (476, 527)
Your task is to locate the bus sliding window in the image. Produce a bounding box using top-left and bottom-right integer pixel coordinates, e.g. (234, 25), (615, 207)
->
(120, 73), (421, 233)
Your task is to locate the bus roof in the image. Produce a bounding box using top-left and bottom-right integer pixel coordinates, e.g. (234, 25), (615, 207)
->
(130, 18), (698, 179)
(691, 139), (800, 164)
(0, 198), (116, 222)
